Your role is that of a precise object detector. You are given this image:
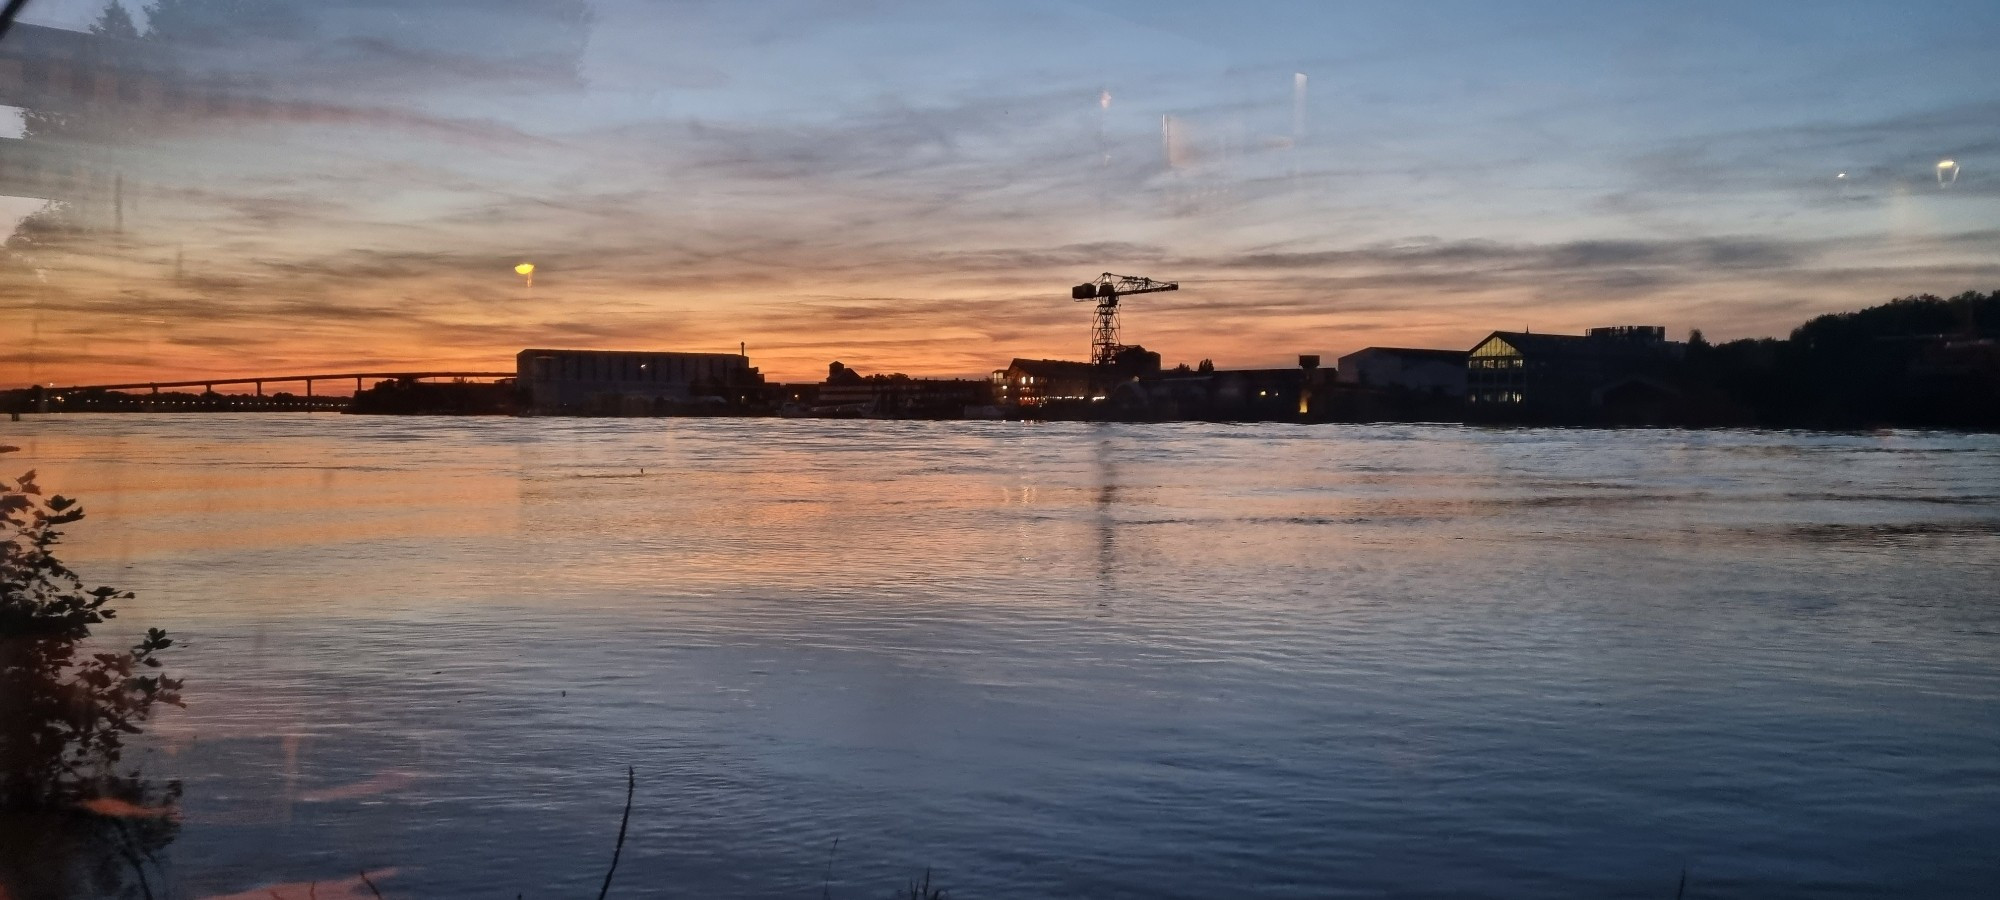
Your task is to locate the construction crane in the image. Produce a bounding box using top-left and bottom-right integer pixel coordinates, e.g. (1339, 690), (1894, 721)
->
(1071, 272), (1179, 366)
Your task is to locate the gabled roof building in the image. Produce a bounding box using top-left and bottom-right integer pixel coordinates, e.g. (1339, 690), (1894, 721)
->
(993, 358), (1101, 406)
(1466, 326), (1682, 419)
(993, 349), (1160, 407)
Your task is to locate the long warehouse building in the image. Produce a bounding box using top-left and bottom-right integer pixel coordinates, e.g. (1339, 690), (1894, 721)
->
(515, 348), (765, 415)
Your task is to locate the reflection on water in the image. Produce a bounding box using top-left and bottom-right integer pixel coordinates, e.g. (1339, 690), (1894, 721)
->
(4, 415), (2000, 898)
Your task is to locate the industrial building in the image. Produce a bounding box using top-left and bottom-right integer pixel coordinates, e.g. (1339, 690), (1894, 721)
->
(515, 349), (765, 415)
(1465, 326), (1683, 419)
(1336, 347), (1468, 397)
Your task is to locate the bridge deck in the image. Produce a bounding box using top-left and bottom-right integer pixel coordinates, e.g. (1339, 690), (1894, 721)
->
(42, 372), (515, 392)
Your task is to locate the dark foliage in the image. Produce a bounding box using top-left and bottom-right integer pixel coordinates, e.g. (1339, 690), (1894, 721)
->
(1, 456), (183, 898)
(349, 378), (515, 415)
(1685, 290), (2000, 428)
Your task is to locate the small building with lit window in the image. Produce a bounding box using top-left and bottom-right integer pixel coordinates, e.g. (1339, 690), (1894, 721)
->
(993, 347), (1164, 409)
(1466, 326), (1682, 419)
(992, 359), (1102, 406)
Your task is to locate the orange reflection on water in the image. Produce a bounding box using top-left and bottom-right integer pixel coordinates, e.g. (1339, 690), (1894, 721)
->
(9, 417), (1498, 620)
(76, 796), (181, 821)
(298, 771), (417, 804)
(198, 868), (398, 900)
(19, 458), (522, 560)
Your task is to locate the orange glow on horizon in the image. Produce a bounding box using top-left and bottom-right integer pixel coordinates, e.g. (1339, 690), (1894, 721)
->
(0, 241), (1966, 389)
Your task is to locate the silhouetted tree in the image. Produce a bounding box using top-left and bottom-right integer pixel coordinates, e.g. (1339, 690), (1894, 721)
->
(15, 2), (139, 144)
(1678, 290), (2000, 428)
(1, 456), (183, 899)
(96, 2), (140, 38)
(1, 3), (153, 274)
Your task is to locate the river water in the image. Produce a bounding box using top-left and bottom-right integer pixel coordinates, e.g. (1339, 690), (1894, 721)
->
(5, 415), (1999, 899)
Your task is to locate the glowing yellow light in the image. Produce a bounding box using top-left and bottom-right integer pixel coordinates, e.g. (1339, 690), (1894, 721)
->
(514, 262), (535, 276)
(1938, 160), (1956, 169)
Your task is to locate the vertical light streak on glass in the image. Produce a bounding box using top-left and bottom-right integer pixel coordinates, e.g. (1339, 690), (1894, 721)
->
(1292, 73), (1308, 142)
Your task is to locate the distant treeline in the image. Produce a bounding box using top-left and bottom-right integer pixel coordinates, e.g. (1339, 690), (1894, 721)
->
(348, 378), (513, 415)
(1678, 290), (1999, 429)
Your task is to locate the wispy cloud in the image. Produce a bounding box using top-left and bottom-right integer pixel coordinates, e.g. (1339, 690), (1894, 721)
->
(3, 0), (1997, 385)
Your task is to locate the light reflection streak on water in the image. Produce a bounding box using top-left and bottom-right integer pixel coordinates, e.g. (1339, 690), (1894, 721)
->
(5, 414), (2000, 898)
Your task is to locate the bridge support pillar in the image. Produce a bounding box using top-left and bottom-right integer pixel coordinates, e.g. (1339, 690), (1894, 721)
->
(150, 384), (158, 394)
(255, 380), (262, 397)
(355, 376), (362, 393)
(305, 379), (313, 398)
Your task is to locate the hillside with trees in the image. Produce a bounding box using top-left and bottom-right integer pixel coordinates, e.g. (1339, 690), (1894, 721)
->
(1683, 290), (2000, 429)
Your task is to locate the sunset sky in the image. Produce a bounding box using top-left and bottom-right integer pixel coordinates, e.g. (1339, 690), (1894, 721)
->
(3, 0), (1996, 387)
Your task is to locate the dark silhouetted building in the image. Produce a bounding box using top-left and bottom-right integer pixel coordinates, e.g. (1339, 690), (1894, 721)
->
(1466, 326), (1683, 420)
(1336, 347), (1467, 397)
(1108, 362), (1323, 421)
(811, 361), (992, 418)
(994, 347), (1161, 409)
(993, 359), (1104, 407)
(516, 349), (764, 415)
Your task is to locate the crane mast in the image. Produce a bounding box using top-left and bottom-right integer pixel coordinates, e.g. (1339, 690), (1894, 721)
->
(1071, 272), (1179, 366)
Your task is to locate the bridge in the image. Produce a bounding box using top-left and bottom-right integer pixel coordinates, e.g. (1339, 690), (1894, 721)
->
(39, 371), (514, 395)
(7, 371), (515, 413)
